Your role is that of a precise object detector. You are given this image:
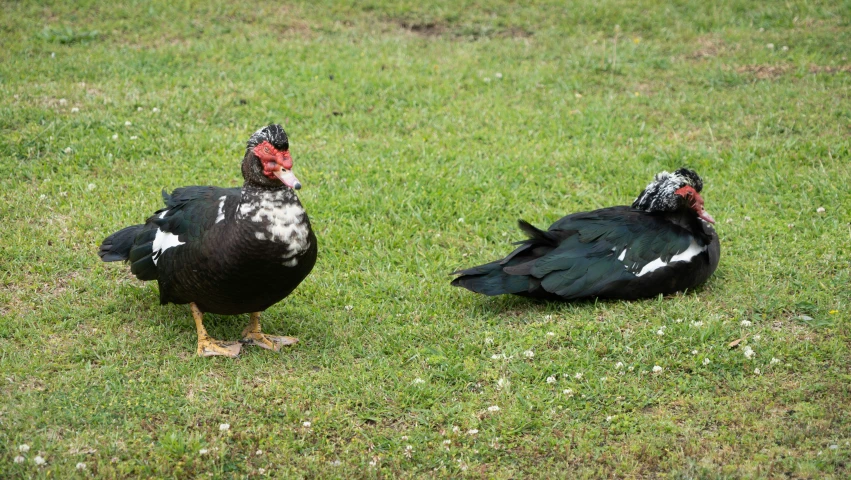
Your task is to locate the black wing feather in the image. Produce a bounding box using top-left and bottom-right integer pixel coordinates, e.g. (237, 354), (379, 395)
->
(452, 206), (695, 300)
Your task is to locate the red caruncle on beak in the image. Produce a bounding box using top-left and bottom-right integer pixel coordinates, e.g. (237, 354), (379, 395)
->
(675, 185), (715, 224)
(253, 141), (301, 190)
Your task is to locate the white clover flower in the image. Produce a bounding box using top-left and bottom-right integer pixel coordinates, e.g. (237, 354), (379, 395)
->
(71, 107), (79, 113)
(546, 331), (555, 337)
(457, 217), (464, 223)
(256, 449), (263, 455)
(523, 350), (534, 358)
(87, 183), (96, 191)
(703, 358), (711, 366)
(369, 459), (377, 467)
(125, 121), (132, 126)
(563, 388), (574, 397)
(112, 134), (119, 140)
(64, 147), (72, 154)
(14, 456), (24, 464)
(39, 194), (47, 200)
(153, 107), (160, 113)
(199, 448), (209, 455)
(675, 318), (683, 323)
(744, 346), (755, 359)
(405, 445), (413, 451)
(544, 314), (552, 320)
(344, 305), (353, 311)
(137, 107), (144, 111)
(628, 366), (635, 372)
(766, 43), (774, 49)
(302, 421), (311, 428)
(817, 207), (825, 213)
(770, 357), (780, 365)
(546, 376), (556, 384)
(19, 445), (30, 453)
(34, 456), (46, 466)
(76, 462), (86, 470)
(744, 216), (751, 221)
(495, 72), (503, 79)
(740, 320), (752, 327)
(466, 429), (479, 435)
(605, 416), (613, 422)
(652, 365), (663, 373)
(483, 77), (491, 82)
(59, 98), (68, 105)
(413, 377), (425, 384)
(491, 353), (505, 360)
(452, 426), (460, 433)
(443, 439), (451, 445)
(615, 362), (624, 369)
(219, 423), (230, 431)
(258, 467), (266, 474)
(130, 135), (138, 140)
(487, 405), (500, 412)
(574, 372), (583, 380)
(496, 378), (510, 390)
(600, 377), (607, 382)
(401, 435), (408, 441)
(754, 368), (761, 374)
(691, 321), (704, 327)
(484, 337), (494, 344)
(691, 350), (698, 355)
(656, 329), (665, 336)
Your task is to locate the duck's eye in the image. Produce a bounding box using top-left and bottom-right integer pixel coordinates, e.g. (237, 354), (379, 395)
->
(264, 146), (271, 153)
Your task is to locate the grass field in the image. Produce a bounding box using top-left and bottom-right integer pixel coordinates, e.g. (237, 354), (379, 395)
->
(1, 0), (850, 477)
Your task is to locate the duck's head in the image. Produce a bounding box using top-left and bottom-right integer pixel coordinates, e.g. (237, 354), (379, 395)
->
(242, 124), (301, 190)
(632, 167), (714, 224)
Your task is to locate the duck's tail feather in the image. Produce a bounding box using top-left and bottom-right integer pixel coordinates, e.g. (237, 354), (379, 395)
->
(98, 225), (143, 262)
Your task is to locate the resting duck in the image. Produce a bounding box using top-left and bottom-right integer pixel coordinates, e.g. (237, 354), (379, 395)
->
(98, 124), (317, 357)
(451, 168), (720, 300)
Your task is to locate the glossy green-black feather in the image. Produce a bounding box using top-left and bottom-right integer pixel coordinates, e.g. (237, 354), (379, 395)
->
(452, 206), (718, 301)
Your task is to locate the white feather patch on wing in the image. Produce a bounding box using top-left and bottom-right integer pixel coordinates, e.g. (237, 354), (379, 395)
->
(634, 239), (705, 277)
(152, 229), (185, 265)
(215, 196), (227, 223)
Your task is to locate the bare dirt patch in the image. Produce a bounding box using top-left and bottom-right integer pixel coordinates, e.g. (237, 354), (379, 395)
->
(394, 19), (532, 40)
(690, 36), (726, 59)
(735, 64), (793, 80)
(809, 64), (851, 74)
(398, 21), (446, 38)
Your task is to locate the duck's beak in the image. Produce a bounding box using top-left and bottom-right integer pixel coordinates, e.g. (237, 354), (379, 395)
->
(273, 150), (301, 190)
(697, 208), (715, 224)
(273, 168), (301, 190)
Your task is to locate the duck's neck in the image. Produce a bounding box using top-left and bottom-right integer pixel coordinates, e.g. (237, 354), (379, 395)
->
(241, 183), (300, 204)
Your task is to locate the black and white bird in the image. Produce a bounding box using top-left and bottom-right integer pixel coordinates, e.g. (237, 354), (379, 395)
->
(451, 168), (720, 301)
(98, 124), (317, 357)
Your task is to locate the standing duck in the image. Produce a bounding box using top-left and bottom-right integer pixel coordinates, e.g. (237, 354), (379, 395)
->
(98, 124), (317, 357)
(451, 168), (719, 301)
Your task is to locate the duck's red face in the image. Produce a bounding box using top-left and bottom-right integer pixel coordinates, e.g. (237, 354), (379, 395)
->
(253, 141), (301, 190)
(675, 185), (714, 224)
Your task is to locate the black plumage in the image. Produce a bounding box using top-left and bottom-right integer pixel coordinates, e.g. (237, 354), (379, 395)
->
(98, 124), (316, 357)
(451, 168), (720, 301)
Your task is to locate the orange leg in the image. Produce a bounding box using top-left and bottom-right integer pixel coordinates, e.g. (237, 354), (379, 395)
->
(240, 312), (298, 351)
(191, 303), (241, 358)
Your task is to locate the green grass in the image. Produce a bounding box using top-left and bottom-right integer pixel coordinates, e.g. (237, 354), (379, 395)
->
(2, 0), (850, 477)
